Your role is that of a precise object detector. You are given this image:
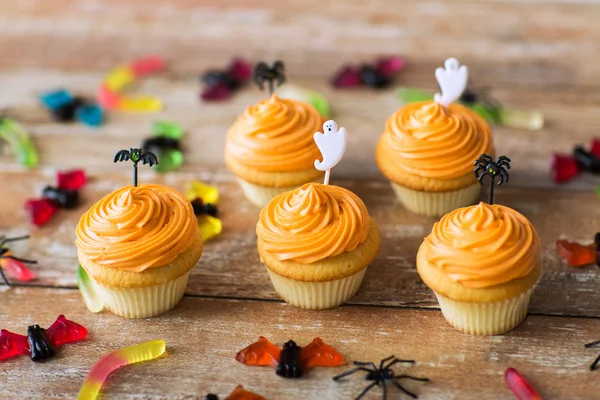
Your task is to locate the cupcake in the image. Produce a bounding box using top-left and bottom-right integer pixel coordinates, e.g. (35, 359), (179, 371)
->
(376, 58), (494, 217)
(75, 184), (202, 318)
(416, 202), (541, 335)
(256, 182), (381, 309)
(224, 94), (324, 207)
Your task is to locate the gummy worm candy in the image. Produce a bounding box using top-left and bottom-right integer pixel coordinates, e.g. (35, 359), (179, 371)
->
(78, 340), (166, 400)
(97, 56), (165, 112)
(0, 117), (38, 167)
(505, 368), (543, 400)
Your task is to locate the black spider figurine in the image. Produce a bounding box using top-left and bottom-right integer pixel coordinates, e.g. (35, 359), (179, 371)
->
(333, 355), (429, 400)
(473, 154), (511, 205)
(253, 61), (286, 95)
(114, 148), (159, 187)
(585, 339), (600, 371)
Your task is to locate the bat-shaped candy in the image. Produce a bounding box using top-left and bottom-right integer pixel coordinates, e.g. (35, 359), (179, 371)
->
(235, 336), (344, 378)
(0, 315), (88, 362)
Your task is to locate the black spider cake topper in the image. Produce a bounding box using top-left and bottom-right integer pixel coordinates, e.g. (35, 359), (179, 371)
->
(473, 154), (511, 205)
(585, 339), (600, 371)
(114, 148), (159, 187)
(333, 355), (429, 400)
(253, 61), (286, 95)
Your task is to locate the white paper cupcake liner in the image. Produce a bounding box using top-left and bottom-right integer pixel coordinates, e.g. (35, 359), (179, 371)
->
(433, 286), (535, 335)
(390, 182), (481, 217)
(91, 272), (190, 319)
(265, 267), (367, 310)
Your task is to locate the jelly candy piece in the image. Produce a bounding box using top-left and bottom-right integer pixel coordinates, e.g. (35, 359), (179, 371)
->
(226, 385), (266, 400)
(590, 138), (600, 159)
(51, 97), (85, 122)
(396, 87), (433, 103)
(504, 368), (543, 400)
(331, 66), (361, 88)
(77, 264), (104, 313)
(97, 85), (121, 109)
(596, 185), (600, 198)
(118, 96), (162, 112)
(359, 65), (391, 89)
(0, 118), (39, 168)
(469, 103), (500, 124)
(497, 108), (544, 130)
(197, 215), (222, 241)
(130, 56), (166, 76)
(202, 70), (235, 88)
(154, 149), (183, 173)
(229, 58), (253, 83)
(57, 169), (86, 190)
(550, 154), (579, 183)
(0, 330), (30, 360)
(235, 336), (281, 367)
(278, 85), (329, 118)
(43, 186), (80, 209)
(202, 83), (232, 101)
(556, 239), (597, 267)
(1, 256), (35, 281)
(153, 121), (184, 140)
(76, 104), (104, 127)
(104, 66), (135, 92)
(25, 198), (58, 226)
(78, 340), (166, 400)
(40, 89), (73, 110)
(573, 146), (600, 173)
(186, 180), (219, 204)
(375, 56), (405, 78)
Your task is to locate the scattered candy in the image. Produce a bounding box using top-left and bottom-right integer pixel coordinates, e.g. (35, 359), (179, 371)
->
(474, 155), (511, 205)
(204, 385), (266, 400)
(236, 337), (344, 378)
(277, 84), (330, 117)
(77, 340), (166, 400)
(186, 181), (222, 241)
(504, 368), (543, 400)
(141, 121), (184, 173)
(97, 56), (165, 112)
(556, 233), (600, 267)
(201, 58), (253, 102)
(40, 90), (103, 127)
(395, 86), (544, 130)
(26, 170), (86, 226)
(0, 235), (37, 286)
(0, 117), (38, 167)
(331, 56), (405, 90)
(550, 138), (600, 183)
(114, 148), (158, 187)
(584, 339), (600, 371)
(333, 355), (429, 399)
(0, 315), (87, 362)
(77, 265), (104, 313)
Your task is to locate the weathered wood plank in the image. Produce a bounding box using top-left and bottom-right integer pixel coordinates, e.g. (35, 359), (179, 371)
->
(2, 171), (599, 317)
(1, 288), (598, 400)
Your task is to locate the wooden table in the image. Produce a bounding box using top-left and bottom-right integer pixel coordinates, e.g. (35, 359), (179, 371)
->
(1, 1), (600, 399)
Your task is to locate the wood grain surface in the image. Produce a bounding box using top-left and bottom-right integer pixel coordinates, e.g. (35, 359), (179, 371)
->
(1, 0), (600, 399)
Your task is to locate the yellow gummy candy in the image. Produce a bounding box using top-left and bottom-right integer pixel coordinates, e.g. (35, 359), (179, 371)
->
(104, 66), (135, 92)
(118, 96), (163, 112)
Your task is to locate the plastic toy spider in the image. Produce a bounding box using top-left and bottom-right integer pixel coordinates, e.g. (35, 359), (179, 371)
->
(333, 355), (429, 399)
(0, 235), (37, 286)
(473, 154), (511, 204)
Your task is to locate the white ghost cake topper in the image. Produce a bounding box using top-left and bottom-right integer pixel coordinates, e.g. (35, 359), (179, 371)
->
(314, 120), (347, 185)
(434, 57), (468, 107)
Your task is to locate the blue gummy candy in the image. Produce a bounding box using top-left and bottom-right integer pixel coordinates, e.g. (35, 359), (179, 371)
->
(75, 104), (104, 127)
(40, 89), (74, 110)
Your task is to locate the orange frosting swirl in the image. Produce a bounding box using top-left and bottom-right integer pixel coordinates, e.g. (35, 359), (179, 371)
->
(379, 101), (493, 180)
(76, 184), (198, 272)
(257, 183), (370, 264)
(225, 94), (322, 172)
(423, 202), (540, 288)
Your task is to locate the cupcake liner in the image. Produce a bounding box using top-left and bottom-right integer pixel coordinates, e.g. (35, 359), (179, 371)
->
(91, 272), (190, 318)
(433, 286), (535, 335)
(265, 267), (367, 310)
(390, 182), (481, 217)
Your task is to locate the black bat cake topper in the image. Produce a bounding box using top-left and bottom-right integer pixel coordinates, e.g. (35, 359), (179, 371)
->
(253, 61), (286, 95)
(473, 154), (511, 205)
(114, 148), (158, 187)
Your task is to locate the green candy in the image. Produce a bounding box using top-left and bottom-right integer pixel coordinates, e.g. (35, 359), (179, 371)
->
(154, 149), (184, 173)
(0, 118), (38, 167)
(77, 264), (104, 313)
(153, 120), (184, 139)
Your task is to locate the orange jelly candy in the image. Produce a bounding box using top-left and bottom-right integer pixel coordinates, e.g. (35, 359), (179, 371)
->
(556, 239), (597, 267)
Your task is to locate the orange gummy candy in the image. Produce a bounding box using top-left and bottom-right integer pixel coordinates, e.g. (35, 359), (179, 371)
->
(556, 239), (597, 267)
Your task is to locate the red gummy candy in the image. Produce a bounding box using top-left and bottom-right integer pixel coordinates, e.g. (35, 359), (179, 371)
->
(229, 58), (253, 83)
(505, 368), (543, 400)
(1, 256), (35, 281)
(226, 385), (266, 400)
(201, 83), (232, 101)
(550, 154), (579, 183)
(556, 239), (597, 267)
(130, 56), (166, 76)
(57, 169), (86, 191)
(25, 198), (58, 226)
(375, 56), (405, 78)
(97, 84), (121, 109)
(332, 66), (361, 88)
(590, 138), (600, 159)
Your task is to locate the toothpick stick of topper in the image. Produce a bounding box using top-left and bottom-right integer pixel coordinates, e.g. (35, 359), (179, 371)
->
(473, 154), (511, 205)
(434, 57), (468, 107)
(253, 61), (286, 96)
(314, 120), (347, 185)
(113, 148), (158, 187)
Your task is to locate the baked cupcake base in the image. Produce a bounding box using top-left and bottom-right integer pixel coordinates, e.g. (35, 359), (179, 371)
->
(237, 178), (303, 208)
(391, 182), (481, 217)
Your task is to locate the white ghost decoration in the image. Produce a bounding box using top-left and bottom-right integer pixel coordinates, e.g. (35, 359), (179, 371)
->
(434, 57), (468, 107)
(314, 120), (347, 185)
